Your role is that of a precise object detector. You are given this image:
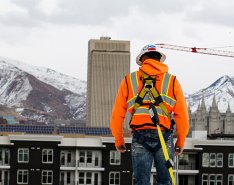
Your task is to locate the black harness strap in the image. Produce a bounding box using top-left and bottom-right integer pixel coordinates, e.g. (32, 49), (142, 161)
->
(133, 130), (171, 154)
(130, 123), (156, 129)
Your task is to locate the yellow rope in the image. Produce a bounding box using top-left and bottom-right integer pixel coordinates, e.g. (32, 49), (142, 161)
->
(157, 125), (176, 185)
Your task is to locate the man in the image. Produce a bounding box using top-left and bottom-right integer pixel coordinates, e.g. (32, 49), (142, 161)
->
(110, 44), (189, 185)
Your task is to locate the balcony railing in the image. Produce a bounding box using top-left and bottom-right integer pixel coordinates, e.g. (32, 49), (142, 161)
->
(59, 181), (75, 185)
(59, 180), (102, 185)
(77, 159), (102, 168)
(76, 180), (102, 185)
(0, 160), (10, 166)
(60, 159), (102, 168)
(178, 162), (197, 170)
(60, 159), (76, 167)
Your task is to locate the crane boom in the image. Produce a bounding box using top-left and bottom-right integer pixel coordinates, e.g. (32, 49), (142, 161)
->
(157, 43), (234, 58)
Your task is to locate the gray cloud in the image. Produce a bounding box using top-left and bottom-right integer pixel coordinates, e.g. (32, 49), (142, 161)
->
(183, 0), (234, 27)
(1, 0), (185, 27)
(1, 0), (233, 31)
(0, 0), (46, 28)
(48, 0), (186, 25)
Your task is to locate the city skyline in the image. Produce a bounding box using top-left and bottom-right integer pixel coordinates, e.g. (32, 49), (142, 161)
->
(0, 0), (234, 94)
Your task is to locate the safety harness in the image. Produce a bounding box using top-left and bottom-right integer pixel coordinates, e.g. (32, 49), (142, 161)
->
(131, 70), (176, 185)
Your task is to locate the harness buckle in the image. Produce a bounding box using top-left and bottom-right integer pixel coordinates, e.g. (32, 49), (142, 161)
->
(144, 83), (153, 91)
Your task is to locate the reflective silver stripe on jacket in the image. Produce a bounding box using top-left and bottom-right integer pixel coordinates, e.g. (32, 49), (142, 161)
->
(134, 107), (167, 117)
(130, 72), (138, 96)
(162, 73), (171, 95)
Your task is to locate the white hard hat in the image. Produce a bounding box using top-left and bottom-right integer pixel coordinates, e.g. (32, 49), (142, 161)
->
(136, 44), (166, 66)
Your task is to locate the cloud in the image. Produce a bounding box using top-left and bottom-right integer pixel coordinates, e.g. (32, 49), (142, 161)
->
(0, 0), (45, 27)
(1, 0), (233, 29)
(183, 0), (234, 27)
(1, 0), (186, 27)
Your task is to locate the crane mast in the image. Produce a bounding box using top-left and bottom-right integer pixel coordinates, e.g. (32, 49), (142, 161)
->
(157, 43), (234, 58)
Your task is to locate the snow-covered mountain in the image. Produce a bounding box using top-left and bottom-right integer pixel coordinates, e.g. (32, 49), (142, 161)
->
(0, 56), (233, 124)
(186, 75), (234, 113)
(0, 57), (86, 124)
(0, 56), (86, 93)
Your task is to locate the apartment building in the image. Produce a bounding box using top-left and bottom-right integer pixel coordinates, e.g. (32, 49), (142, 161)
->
(0, 131), (234, 184)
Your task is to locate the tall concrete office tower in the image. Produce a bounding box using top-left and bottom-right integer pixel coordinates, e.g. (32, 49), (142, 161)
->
(87, 37), (130, 127)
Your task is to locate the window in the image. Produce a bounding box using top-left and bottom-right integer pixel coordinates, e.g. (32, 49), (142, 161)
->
(79, 172), (85, 184)
(60, 151), (73, 166)
(0, 149), (10, 165)
(78, 172), (92, 185)
(110, 151), (121, 165)
(202, 174), (208, 185)
(42, 149), (53, 163)
(67, 172), (71, 184)
(79, 151), (85, 163)
(94, 153), (99, 166)
(216, 174), (222, 185)
(229, 154), (234, 167)
(60, 172), (64, 184)
(67, 152), (71, 163)
(209, 174), (215, 185)
(179, 154), (189, 165)
(210, 153), (216, 167)
(42, 170), (53, 184)
(86, 172), (92, 184)
(217, 154), (223, 167)
(17, 170), (28, 184)
(18, 149), (29, 163)
(87, 151), (92, 164)
(228, 175), (234, 185)
(94, 173), (99, 185)
(202, 153), (209, 167)
(60, 152), (65, 165)
(78, 151), (101, 167)
(109, 172), (120, 185)
(203, 153), (223, 168)
(1, 171), (9, 184)
(4, 149), (10, 164)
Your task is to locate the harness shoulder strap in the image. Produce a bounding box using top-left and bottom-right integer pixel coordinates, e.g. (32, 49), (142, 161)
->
(133, 70), (171, 120)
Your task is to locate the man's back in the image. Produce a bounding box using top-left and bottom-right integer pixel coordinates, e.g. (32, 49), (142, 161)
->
(110, 44), (189, 185)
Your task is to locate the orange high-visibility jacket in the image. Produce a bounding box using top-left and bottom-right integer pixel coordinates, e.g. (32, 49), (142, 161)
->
(110, 59), (189, 148)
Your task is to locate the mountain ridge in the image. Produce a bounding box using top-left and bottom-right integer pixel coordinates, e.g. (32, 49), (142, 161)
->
(186, 75), (234, 113)
(0, 57), (86, 125)
(0, 56), (233, 125)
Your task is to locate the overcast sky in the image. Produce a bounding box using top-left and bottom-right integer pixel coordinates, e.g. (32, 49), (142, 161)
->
(0, 0), (234, 94)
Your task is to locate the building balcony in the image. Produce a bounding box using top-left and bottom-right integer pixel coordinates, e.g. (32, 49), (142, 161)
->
(59, 181), (75, 185)
(60, 159), (104, 171)
(0, 161), (9, 166)
(76, 180), (102, 185)
(178, 162), (197, 170)
(60, 159), (76, 167)
(77, 159), (102, 168)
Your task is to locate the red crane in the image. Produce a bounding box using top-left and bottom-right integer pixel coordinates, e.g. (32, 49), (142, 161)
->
(156, 43), (234, 58)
